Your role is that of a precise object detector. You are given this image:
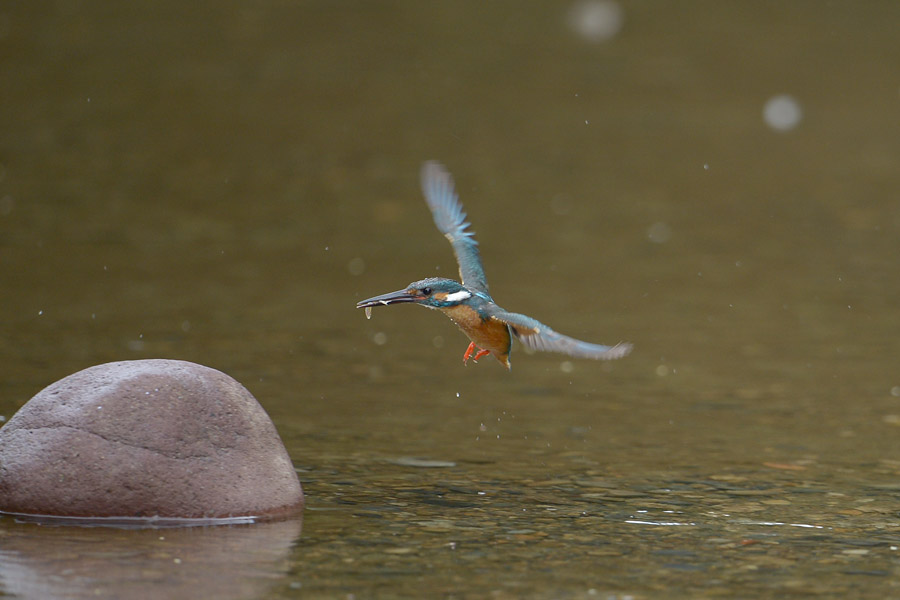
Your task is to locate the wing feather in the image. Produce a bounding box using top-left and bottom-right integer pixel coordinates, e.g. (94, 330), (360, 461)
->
(420, 161), (490, 296)
(490, 309), (632, 360)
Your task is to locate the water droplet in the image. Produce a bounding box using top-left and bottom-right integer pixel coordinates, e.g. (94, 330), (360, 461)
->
(647, 221), (671, 244)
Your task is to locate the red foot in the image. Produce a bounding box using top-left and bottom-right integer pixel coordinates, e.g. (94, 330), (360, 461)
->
(463, 342), (477, 365)
(463, 342), (491, 365)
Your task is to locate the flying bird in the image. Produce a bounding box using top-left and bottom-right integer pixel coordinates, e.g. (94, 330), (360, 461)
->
(356, 161), (632, 369)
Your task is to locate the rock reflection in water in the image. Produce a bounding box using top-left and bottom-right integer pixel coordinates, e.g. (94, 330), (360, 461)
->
(0, 518), (302, 600)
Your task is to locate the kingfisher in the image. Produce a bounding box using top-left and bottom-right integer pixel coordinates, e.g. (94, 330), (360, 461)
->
(356, 161), (632, 369)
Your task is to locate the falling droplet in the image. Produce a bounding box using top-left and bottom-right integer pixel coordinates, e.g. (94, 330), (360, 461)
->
(365, 306), (373, 320)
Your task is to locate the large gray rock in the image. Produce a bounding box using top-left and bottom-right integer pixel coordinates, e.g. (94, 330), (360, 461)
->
(0, 360), (303, 521)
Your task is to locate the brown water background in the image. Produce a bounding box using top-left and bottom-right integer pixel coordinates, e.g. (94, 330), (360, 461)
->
(2, 2), (900, 598)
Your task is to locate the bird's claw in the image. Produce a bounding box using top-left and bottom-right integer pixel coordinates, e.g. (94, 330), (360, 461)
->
(463, 342), (477, 365)
(463, 342), (491, 365)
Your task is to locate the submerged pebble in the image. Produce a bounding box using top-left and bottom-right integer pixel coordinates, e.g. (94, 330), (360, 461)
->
(388, 457), (457, 468)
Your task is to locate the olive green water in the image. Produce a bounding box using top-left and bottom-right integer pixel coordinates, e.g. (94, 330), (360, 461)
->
(2, 1), (900, 598)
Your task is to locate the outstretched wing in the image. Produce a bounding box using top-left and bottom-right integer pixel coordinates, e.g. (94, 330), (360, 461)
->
(420, 161), (490, 296)
(490, 309), (632, 360)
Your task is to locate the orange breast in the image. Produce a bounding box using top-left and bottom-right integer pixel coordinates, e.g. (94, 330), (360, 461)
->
(440, 305), (511, 365)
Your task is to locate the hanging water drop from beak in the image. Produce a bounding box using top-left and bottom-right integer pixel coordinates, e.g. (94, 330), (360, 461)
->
(365, 306), (373, 320)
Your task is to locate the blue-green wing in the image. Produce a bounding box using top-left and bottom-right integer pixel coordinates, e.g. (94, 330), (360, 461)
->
(490, 309), (632, 360)
(420, 161), (490, 296)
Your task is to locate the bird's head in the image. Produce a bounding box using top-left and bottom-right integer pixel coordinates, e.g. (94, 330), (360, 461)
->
(357, 277), (476, 311)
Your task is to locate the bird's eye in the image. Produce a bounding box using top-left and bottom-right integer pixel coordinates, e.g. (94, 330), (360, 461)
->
(421, 287), (432, 296)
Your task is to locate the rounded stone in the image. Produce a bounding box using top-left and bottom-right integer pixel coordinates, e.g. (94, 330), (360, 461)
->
(0, 359), (303, 522)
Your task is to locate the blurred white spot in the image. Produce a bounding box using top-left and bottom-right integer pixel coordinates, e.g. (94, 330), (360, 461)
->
(891, 386), (900, 397)
(373, 332), (387, 346)
(432, 335), (444, 348)
(655, 364), (669, 376)
(37, 310), (43, 316)
(567, 0), (624, 42)
(550, 194), (572, 216)
(763, 94), (803, 131)
(128, 340), (145, 351)
(181, 320), (191, 332)
(647, 221), (671, 244)
(560, 361), (574, 373)
(347, 257), (365, 276)
(703, 163), (710, 171)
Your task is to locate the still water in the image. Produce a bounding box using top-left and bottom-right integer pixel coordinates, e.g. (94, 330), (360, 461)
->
(2, 1), (899, 598)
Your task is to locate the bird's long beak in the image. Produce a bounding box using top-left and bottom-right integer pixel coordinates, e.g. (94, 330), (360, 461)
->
(356, 288), (422, 309)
